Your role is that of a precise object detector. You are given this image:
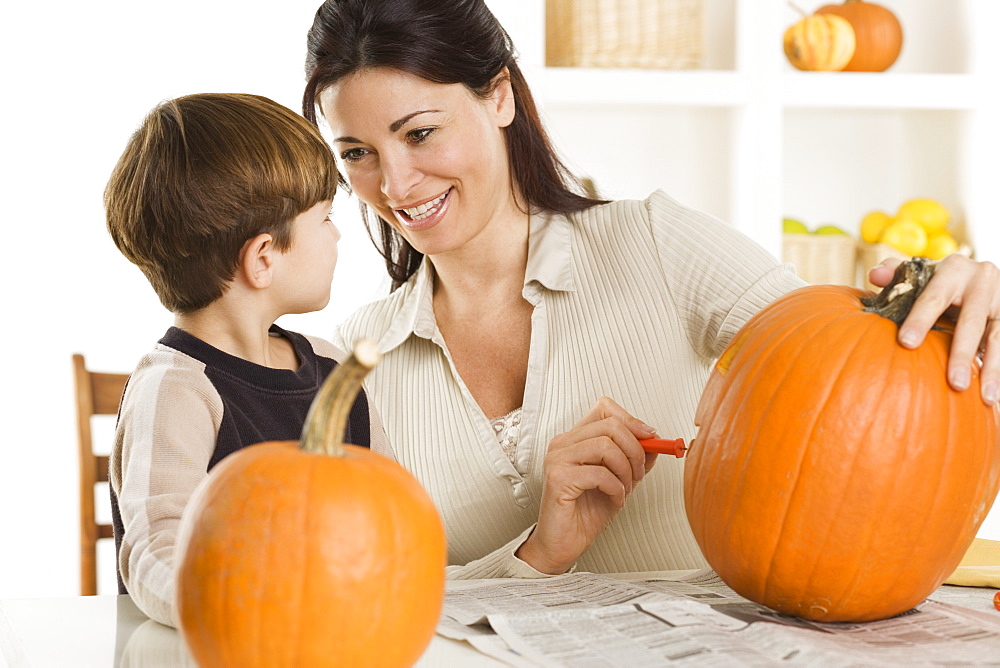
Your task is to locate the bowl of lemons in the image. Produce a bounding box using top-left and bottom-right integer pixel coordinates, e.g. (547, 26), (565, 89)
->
(857, 198), (971, 290)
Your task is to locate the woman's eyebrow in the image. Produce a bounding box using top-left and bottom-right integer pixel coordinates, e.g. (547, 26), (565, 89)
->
(389, 109), (440, 132)
(334, 109), (442, 144)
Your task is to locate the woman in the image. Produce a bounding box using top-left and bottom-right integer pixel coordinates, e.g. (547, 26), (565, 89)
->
(303, 0), (1000, 578)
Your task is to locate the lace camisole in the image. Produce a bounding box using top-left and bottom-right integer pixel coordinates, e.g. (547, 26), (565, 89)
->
(489, 407), (523, 463)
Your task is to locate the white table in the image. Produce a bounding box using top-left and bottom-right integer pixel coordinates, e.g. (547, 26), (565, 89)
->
(3, 584), (998, 667)
(0, 594), (502, 667)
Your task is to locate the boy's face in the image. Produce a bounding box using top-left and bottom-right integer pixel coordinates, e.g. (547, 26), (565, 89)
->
(276, 199), (339, 314)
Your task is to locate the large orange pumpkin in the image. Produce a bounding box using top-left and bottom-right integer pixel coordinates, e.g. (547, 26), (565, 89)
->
(816, 0), (903, 72)
(175, 340), (447, 667)
(684, 259), (1000, 622)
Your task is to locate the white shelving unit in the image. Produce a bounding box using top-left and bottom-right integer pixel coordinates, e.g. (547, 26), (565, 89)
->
(499, 0), (999, 265)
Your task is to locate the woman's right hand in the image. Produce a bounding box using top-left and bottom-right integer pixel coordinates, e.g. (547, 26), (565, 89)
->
(515, 397), (659, 574)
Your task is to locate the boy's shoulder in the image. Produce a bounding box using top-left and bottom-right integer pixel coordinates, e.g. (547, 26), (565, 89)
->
(125, 340), (219, 404)
(295, 331), (349, 364)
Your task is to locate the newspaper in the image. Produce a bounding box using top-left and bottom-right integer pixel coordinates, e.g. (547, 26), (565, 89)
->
(439, 569), (1000, 666)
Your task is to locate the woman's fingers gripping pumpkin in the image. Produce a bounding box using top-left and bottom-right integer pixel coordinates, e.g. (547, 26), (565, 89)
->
(870, 255), (1000, 405)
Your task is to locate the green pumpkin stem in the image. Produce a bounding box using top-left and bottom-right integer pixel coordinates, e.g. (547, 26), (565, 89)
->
(859, 257), (937, 327)
(300, 338), (381, 457)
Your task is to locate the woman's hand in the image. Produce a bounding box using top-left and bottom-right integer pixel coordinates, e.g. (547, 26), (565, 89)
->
(868, 254), (1000, 405)
(515, 397), (658, 574)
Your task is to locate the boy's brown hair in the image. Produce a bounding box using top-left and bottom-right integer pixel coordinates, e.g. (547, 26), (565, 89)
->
(105, 93), (338, 313)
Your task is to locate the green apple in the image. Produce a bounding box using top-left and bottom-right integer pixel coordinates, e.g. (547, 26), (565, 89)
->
(813, 224), (850, 236)
(782, 217), (809, 234)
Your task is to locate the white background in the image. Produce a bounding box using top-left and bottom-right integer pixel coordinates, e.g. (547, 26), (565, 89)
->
(1, 0), (996, 600)
(2, 0), (393, 598)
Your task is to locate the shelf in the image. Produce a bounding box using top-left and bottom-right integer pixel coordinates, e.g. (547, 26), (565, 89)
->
(518, 0), (998, 267)
(781, 73), (983, 110)
(537, 69), (748, 107)
(537, 69), (983, 112)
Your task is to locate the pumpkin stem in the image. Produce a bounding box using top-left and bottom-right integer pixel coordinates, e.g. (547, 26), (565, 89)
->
(859, 257), (937, 327)
(300, 338), (381, 457)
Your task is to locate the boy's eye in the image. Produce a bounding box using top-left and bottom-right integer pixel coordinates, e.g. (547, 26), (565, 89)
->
(340, 147), (367, 163)
(407, 127), (434, 143)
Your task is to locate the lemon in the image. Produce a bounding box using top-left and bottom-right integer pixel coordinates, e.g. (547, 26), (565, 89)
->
(813, 224), (850, 236)
(860, 210), (891, 243)
(783, 217), (809, 234)
(878, 218), (928, 256)
(924, 232), (959, 260)
(896, 198), (950, 234)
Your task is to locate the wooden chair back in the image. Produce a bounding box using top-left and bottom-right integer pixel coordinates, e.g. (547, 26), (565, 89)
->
(72, 354), (129, 596)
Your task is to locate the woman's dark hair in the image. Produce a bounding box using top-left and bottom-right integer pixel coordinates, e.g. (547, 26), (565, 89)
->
(303, 0), (604, 289)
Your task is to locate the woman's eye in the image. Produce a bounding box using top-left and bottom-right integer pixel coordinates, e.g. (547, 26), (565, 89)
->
(340, 147), (367, 163)
(407, 127), (434, 144)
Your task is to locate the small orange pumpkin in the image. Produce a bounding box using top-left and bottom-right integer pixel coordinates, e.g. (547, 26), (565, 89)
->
(784, 13), (857, 72)
(685, 259), (1000, 622)
(817, 0), (903, 72)
(175, 340), (446, 667)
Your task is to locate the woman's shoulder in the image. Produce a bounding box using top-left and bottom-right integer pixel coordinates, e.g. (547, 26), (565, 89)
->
(583, 190), (742, 246)
(572, 190), (689, 225)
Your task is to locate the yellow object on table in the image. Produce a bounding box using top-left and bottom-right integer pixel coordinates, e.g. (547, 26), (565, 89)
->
(945, 538), (1000, 588)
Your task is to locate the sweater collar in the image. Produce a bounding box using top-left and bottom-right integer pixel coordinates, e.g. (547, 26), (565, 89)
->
(159, 324), (319, 390)
(525, 208), (576, 293)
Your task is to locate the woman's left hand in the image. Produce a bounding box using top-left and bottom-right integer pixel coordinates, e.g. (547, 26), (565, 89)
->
(868, 254), (999, 405)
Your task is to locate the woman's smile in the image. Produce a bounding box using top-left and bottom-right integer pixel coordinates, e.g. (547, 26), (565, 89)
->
(394, 188), (452, 231)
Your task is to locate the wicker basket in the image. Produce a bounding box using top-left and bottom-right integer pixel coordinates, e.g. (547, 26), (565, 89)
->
(545, 0), (703, 69)
(782, 234), (859, 287)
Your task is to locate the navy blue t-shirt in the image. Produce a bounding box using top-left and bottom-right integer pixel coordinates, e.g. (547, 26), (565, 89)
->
(111, 325), (371, 594)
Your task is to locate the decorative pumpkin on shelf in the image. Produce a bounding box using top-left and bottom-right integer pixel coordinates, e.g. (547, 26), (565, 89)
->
(175, 340), (447, 668)
(684, 259), (1000, 623)
(816, 0), (903, 71)
(784, 12), (856, 71)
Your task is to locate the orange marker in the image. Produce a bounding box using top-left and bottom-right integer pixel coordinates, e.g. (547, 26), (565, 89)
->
(639, 438), (687, 458)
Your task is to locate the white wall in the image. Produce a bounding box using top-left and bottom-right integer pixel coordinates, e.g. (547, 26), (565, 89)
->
(2, 1), (995, 600)
(1, 0), (388, 598)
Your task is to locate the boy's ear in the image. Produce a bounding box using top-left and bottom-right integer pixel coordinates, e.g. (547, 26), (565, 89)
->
(240, 233), (277, 289)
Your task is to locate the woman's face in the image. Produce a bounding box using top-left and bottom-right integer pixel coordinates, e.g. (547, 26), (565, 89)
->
(319, 67), (518, 257)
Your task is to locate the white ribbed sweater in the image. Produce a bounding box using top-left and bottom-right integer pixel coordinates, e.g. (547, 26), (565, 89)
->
(334, 191), (805, 579)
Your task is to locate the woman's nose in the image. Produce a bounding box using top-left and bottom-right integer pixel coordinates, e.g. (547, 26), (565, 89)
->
(379, 153), (421, 203)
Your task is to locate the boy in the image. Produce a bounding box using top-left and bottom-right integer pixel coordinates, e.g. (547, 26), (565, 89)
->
(104, 93), (386, 627)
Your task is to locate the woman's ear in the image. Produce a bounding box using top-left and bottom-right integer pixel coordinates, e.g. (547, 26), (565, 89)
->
(491, 67), (516, 129)
(240, 233), (276, 289)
